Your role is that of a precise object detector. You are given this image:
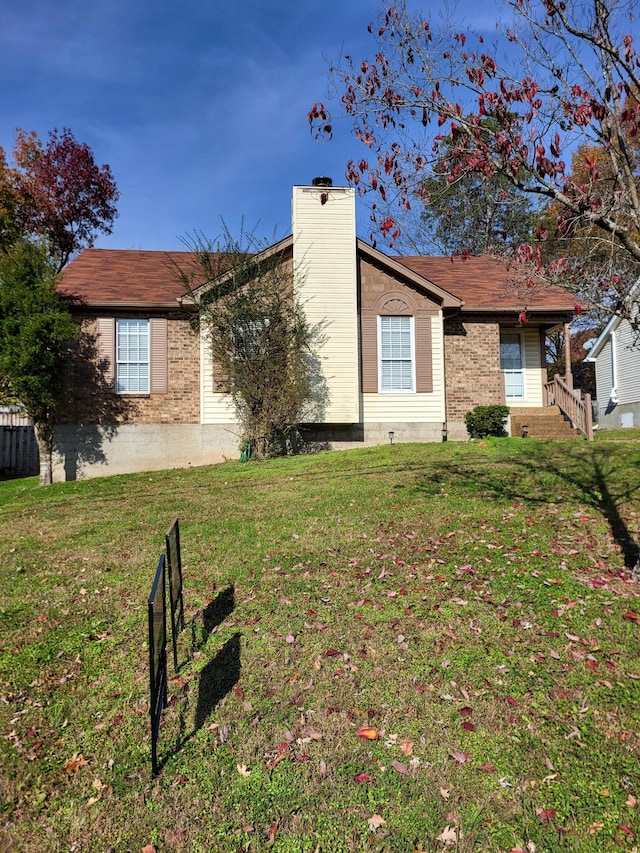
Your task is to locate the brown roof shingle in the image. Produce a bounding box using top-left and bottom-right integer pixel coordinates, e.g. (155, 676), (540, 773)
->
(396, 255), (574, 312)
(59, 249), (191, 306)
(59, 246), (575, 314)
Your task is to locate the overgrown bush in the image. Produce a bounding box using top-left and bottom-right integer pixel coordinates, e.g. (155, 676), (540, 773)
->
(464, 404), (509, 438)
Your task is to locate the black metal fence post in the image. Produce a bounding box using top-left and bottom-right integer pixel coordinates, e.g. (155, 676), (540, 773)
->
(148, 554), (168, 777)
(165, 517), (185, 671)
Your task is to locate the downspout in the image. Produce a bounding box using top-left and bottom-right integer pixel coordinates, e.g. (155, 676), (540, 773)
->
(610, 329), (619, 405)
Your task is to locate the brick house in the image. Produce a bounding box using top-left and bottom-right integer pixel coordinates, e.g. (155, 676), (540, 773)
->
(55, 180), (575, 481)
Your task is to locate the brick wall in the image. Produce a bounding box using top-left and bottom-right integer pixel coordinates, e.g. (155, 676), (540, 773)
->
(444, 315), (504, 421)
(60, 312), (200, 425)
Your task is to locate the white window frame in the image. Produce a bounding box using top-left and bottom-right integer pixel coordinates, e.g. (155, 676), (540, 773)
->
(116, 319), (150, 394)
(378, 315), (416, 393)
(500, 330), (526, 400)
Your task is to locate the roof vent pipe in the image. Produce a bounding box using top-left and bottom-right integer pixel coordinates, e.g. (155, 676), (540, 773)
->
(312, 176), (332, 187)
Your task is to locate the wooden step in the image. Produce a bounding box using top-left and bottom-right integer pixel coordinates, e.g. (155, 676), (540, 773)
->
(510, 408), (581, 439)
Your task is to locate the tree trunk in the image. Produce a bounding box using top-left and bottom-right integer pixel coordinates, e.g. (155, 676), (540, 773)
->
(33, 419), (54, 486)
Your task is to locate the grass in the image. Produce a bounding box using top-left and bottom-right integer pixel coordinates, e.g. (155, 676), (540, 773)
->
(0, 437), (639, 852)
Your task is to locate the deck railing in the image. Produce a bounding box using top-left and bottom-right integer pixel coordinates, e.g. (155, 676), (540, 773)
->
(544, 375), (594, 440)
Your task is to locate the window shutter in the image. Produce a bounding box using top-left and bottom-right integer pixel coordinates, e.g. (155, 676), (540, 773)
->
(415, 315), (433, 393)
(97, 318), (115, 387)
(361, 313), (377, 392)
(150, 318), (168, 394)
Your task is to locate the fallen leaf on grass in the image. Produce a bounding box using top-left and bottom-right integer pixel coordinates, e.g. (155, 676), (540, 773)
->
(400, 738), (413, 756)
(367, 814), (386, 831)
(236, 763), (251, 777)
(357, 727), (379, 740)
(266, 818), (280, 846)
(437, 824), (461, 844)
(141, 846), (156, 853)
(449, 750), (471, 764)
(65, 753), (88, 775)
(440, 787), (450, 799)
(536, 807), (557, 823)
(461, 721), (476, 731)
(391, 760), (408, 775)
(354, 771), (374, 784)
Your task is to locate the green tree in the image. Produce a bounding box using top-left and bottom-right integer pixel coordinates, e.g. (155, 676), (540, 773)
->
(176, 230), (317, 460)
(419, 167), (539, 256)
(0, 240), (78, 485)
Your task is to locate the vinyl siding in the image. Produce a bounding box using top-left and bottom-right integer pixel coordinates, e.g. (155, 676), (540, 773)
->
(292, 186), (359, 423)
(200, 331), (237, 424)
(616, 322), (640, 404)
(522, 327), (545, 407)
(595, 337), (614, 409)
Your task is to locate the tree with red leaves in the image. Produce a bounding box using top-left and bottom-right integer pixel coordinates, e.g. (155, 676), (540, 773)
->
(1, 128), (119, 270)
(310, 0), (640, 320)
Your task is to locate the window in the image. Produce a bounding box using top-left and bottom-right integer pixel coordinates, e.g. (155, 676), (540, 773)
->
(116, 319), (149, 393)
(379, 315), (414, 392)
(500, 331), (525, 399)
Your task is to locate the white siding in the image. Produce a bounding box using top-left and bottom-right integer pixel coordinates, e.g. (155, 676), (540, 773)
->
(292, 185), (360, 423)
(362, 315), (446, 422)
(616, 322), (640, 404)
(522, 328), (545, 407)
(595, 337), (614, 411)
(200, 330), (236, 425)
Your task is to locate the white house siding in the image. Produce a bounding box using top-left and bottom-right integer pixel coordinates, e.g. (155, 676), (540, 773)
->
(594, 337), (614, 423)
(200, 330), (237, 425)
(593, 322), (640, 429)
(616, 322), (640, 405)
(292, 185), (360, 423)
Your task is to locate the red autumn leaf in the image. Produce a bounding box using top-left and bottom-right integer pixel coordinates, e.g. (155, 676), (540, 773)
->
(537, 808), (557, 823)
(478, 763), (495, 772)
(354, 771), (374, 783)
(617, 824), (635, 836)
(391, 760), (409, 774)
(623, 611), (640, 625)
(266, 817), (280, 845)
(461, 721), (476, 731)
(504, 696), (518, 706)
(324, 648), (339, 657)
(459, 706), (473, 716)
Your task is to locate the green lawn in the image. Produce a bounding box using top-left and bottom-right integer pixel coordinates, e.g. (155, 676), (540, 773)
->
(1, 438), (639, 852)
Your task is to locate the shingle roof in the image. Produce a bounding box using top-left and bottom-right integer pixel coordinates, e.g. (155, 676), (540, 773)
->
(59, 249), (191, 306)
(396, 255), (574, 312)
(59, 246), (575, 314)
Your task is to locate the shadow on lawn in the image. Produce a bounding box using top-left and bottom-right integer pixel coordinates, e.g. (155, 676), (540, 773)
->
(408, 442), (640, 572)
(163, 587), (241, 771)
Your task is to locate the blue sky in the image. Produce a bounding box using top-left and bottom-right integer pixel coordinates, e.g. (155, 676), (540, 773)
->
(1, 0), (504, 251)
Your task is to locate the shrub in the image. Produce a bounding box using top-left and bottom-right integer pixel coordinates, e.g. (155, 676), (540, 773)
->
(464, 404), (509, 438)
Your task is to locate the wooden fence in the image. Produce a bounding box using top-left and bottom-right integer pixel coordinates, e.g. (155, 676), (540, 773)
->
(0, 408), (39, 477)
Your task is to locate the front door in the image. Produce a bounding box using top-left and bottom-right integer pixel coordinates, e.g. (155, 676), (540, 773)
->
(500, 332), (525, 399)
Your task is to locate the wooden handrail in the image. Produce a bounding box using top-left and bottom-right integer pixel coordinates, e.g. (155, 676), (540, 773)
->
(544, 375), (594, 440)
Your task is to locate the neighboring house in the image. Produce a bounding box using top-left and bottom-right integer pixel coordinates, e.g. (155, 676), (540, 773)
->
(55, 180), (575, 481)
(585, 287), (640, 429)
